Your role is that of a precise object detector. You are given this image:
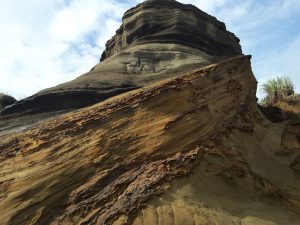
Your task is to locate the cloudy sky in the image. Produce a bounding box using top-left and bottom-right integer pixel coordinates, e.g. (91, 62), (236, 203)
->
(0, 0), (299, 99)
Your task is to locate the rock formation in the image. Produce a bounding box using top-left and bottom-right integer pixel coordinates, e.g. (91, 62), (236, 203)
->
(0, 0), (241, 117)
(1, 1), (300, 225)
(100, 0), (241, 61)
(1, 56), (300, 225)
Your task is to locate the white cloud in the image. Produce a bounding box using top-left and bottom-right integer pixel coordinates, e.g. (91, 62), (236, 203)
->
(180, 0), (228, 12)
(0, 0), (299, 100)
(0, 0), (126, 99)
(49, 0), (122, 42)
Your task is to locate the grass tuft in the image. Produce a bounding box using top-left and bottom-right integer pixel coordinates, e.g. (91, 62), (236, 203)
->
(260, 76), (294, 106)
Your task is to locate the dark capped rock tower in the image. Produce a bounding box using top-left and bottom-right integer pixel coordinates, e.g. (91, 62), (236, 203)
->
(1, 0), (242, 116)
(100, 0), (241, 61)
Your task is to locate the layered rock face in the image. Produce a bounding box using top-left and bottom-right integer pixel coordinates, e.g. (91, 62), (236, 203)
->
(2, 1), (300, 225)
(100, 0), (241, 61)
(0, 0), (241, 116)
(1, 56), (300, 225)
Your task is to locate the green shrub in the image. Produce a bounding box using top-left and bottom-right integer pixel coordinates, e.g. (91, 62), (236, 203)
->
(260, 76), (294, 106)
(0, 93), (17, 109)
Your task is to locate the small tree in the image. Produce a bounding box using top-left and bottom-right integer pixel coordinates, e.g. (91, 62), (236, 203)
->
(260, 76), (294, 106)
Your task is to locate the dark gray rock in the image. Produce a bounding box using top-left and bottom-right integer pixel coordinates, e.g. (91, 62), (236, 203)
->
(101, 0), (241, 61)
(1, 0), (242, 117)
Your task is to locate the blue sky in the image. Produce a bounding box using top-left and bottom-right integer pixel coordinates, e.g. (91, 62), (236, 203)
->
(0, 0), (299, 99)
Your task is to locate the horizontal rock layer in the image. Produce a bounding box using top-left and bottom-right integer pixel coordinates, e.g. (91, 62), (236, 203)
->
(100, 0), (241, 61)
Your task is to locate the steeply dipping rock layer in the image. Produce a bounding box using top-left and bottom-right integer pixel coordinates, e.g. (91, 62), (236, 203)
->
(1, 56), (300, 225)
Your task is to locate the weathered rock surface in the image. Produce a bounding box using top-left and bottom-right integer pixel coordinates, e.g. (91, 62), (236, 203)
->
(1, 1), (300, 225)
(0, 0), (241, 117)
(1, 56), (300, 225)
(258, 94), (300, 123)
(100, 0), (241, 61)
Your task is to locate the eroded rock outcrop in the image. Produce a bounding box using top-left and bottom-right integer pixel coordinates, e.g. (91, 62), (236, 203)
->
(0, 0), (241, 117)
(1, 56), (300, 225)
(258, 94), (300, 123)
(100, 0), (241, 61)
(1, 1), (300, 225)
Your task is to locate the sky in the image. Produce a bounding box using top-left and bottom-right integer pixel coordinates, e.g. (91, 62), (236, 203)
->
(0, 0), (299, 100)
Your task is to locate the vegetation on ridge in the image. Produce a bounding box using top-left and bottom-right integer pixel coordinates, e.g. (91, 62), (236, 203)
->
(0, 92), (17, 109)
(260, 76), (295, 106)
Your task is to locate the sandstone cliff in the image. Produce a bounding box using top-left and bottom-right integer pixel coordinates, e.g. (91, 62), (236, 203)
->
(1, 1), (300, 225)
(1, 56), (300, 225)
